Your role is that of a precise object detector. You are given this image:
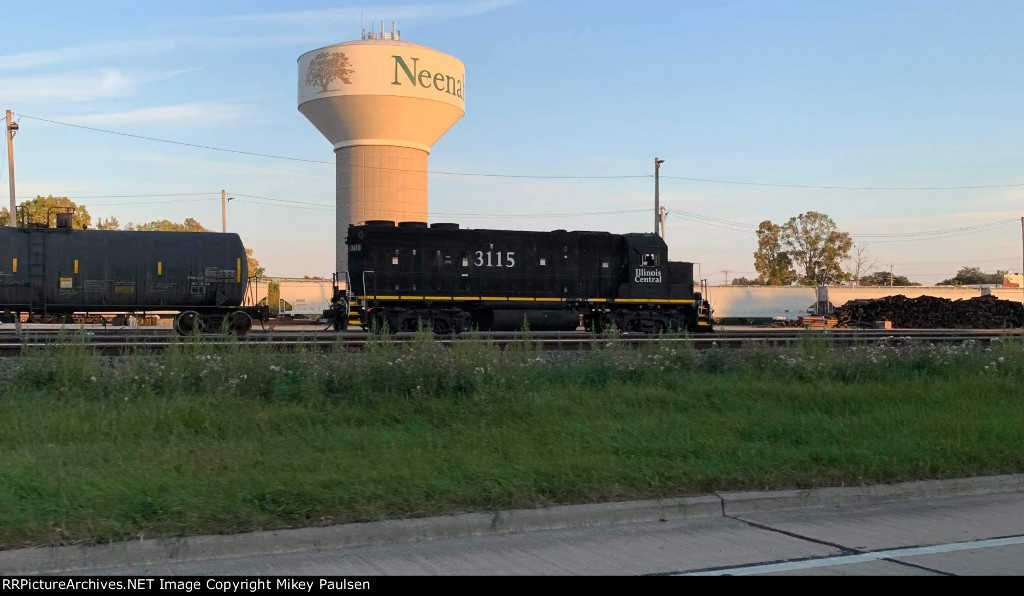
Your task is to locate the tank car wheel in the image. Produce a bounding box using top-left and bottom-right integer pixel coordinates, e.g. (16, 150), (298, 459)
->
(174, 311), (205, 336)
(224, 311), (253, 336)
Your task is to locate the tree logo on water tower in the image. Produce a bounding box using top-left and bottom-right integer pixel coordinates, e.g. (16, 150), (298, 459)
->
(305, 51), (354, 93)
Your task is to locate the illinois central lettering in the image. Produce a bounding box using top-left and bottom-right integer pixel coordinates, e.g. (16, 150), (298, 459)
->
(635, 268), (663, 283)
(392, 56), (464, 99)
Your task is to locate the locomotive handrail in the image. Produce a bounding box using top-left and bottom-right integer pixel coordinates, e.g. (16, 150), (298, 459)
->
(343, 271), (353, 321)
(361, 270), (375, 301)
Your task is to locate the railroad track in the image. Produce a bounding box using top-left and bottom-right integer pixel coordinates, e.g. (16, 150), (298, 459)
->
(0, 327), (1020, 356)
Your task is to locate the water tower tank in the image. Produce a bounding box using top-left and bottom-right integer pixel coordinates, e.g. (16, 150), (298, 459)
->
(297, 26), (465, 274)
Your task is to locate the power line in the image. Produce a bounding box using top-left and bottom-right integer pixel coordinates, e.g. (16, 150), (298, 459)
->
(668, 209), (757, 231)
(667, 211), (754, 233)
(860, 221), (1019, 243)
(853, 219), (1018, 238)
(25, 113), (1024, 189)
(86, 197), (220, 207)
(230, 195), (650, 218)
(227, 193), (1016, 237)
(892, 256), (1019, 266)
(229, 193), (332, 207)
(665, 208), (1020, 241)
(16, 192), (220, 200)
(16, 114), (333, 165)
(424, 171), (649, 180)
(660, 175), (1024, 190)
(67, 192), (219, 199)
(230, 199), (332, 212)
(433, 209), (648, 218)
(16, 114), (651, 180)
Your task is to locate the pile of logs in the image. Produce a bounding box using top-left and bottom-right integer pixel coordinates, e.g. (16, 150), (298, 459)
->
(835, 295), (1024, 329)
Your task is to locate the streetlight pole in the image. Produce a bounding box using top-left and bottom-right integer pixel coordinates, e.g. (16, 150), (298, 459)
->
(222, 189), (227, 233)
(654, 157), (665, 236)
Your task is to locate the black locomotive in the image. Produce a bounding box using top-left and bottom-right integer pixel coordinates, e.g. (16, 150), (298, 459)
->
(327, 221), (712, 333)
(0, 210), (267, 334)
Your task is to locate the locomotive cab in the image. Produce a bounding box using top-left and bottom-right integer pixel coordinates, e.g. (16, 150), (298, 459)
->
(617, 234), (678, 299)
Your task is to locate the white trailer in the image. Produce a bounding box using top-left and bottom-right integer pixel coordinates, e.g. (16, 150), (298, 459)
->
(706, 286), (818, 320)
(277, 280), (333, 318)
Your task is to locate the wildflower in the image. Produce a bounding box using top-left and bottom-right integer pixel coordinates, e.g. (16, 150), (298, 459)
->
(90, 376), (97, 382)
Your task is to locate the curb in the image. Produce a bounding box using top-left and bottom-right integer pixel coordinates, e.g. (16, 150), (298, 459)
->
(2, 473), (1022, 574)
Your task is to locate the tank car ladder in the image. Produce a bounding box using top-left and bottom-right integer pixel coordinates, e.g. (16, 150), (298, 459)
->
(27, 228), (47, 316)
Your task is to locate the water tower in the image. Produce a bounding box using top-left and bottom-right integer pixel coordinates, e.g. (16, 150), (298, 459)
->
(297, 24), (466, 274)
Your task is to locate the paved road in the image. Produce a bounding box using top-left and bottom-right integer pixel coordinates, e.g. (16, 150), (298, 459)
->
(81, 491), (1024, 576)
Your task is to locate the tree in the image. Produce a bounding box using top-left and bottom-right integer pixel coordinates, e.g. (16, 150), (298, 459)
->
(305, 51), (354, 93)
(731, 277), (758, 285)
(844, 243), (880, 286)
(781, 211), (853, 286)
(753, 221), (798, 285)
(5, 195), (92, 228)
(0, 207), (7, 227)
(246, 248), (265, 279)
(125, 217), (209, 232)
(95, 216), (120, 230)
(860, 271), (920, 286)
(937, 266), (1005, 286)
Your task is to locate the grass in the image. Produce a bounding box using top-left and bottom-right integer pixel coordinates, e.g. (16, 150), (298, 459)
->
(1, 331), (1023, 549)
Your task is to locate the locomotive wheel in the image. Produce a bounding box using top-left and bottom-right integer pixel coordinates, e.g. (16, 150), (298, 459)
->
(224, 311), (253, 336)
(368, 311), (391, 334)
(174, 311), (205, 336)
(432, 317), (452, 334)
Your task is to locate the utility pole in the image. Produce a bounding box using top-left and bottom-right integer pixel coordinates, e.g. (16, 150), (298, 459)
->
(659, 206), (666, 239)
(654, 157), (665, 236)
(6, 110), (17, 227)
(890, 263), (894, 287)
(1020, 216), (1023, 304)
(221, 189), (227, 233)
(721, 270), (730, 285)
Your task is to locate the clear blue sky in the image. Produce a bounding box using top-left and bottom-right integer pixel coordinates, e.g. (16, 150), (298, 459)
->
(2, 0), (1022, 284)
